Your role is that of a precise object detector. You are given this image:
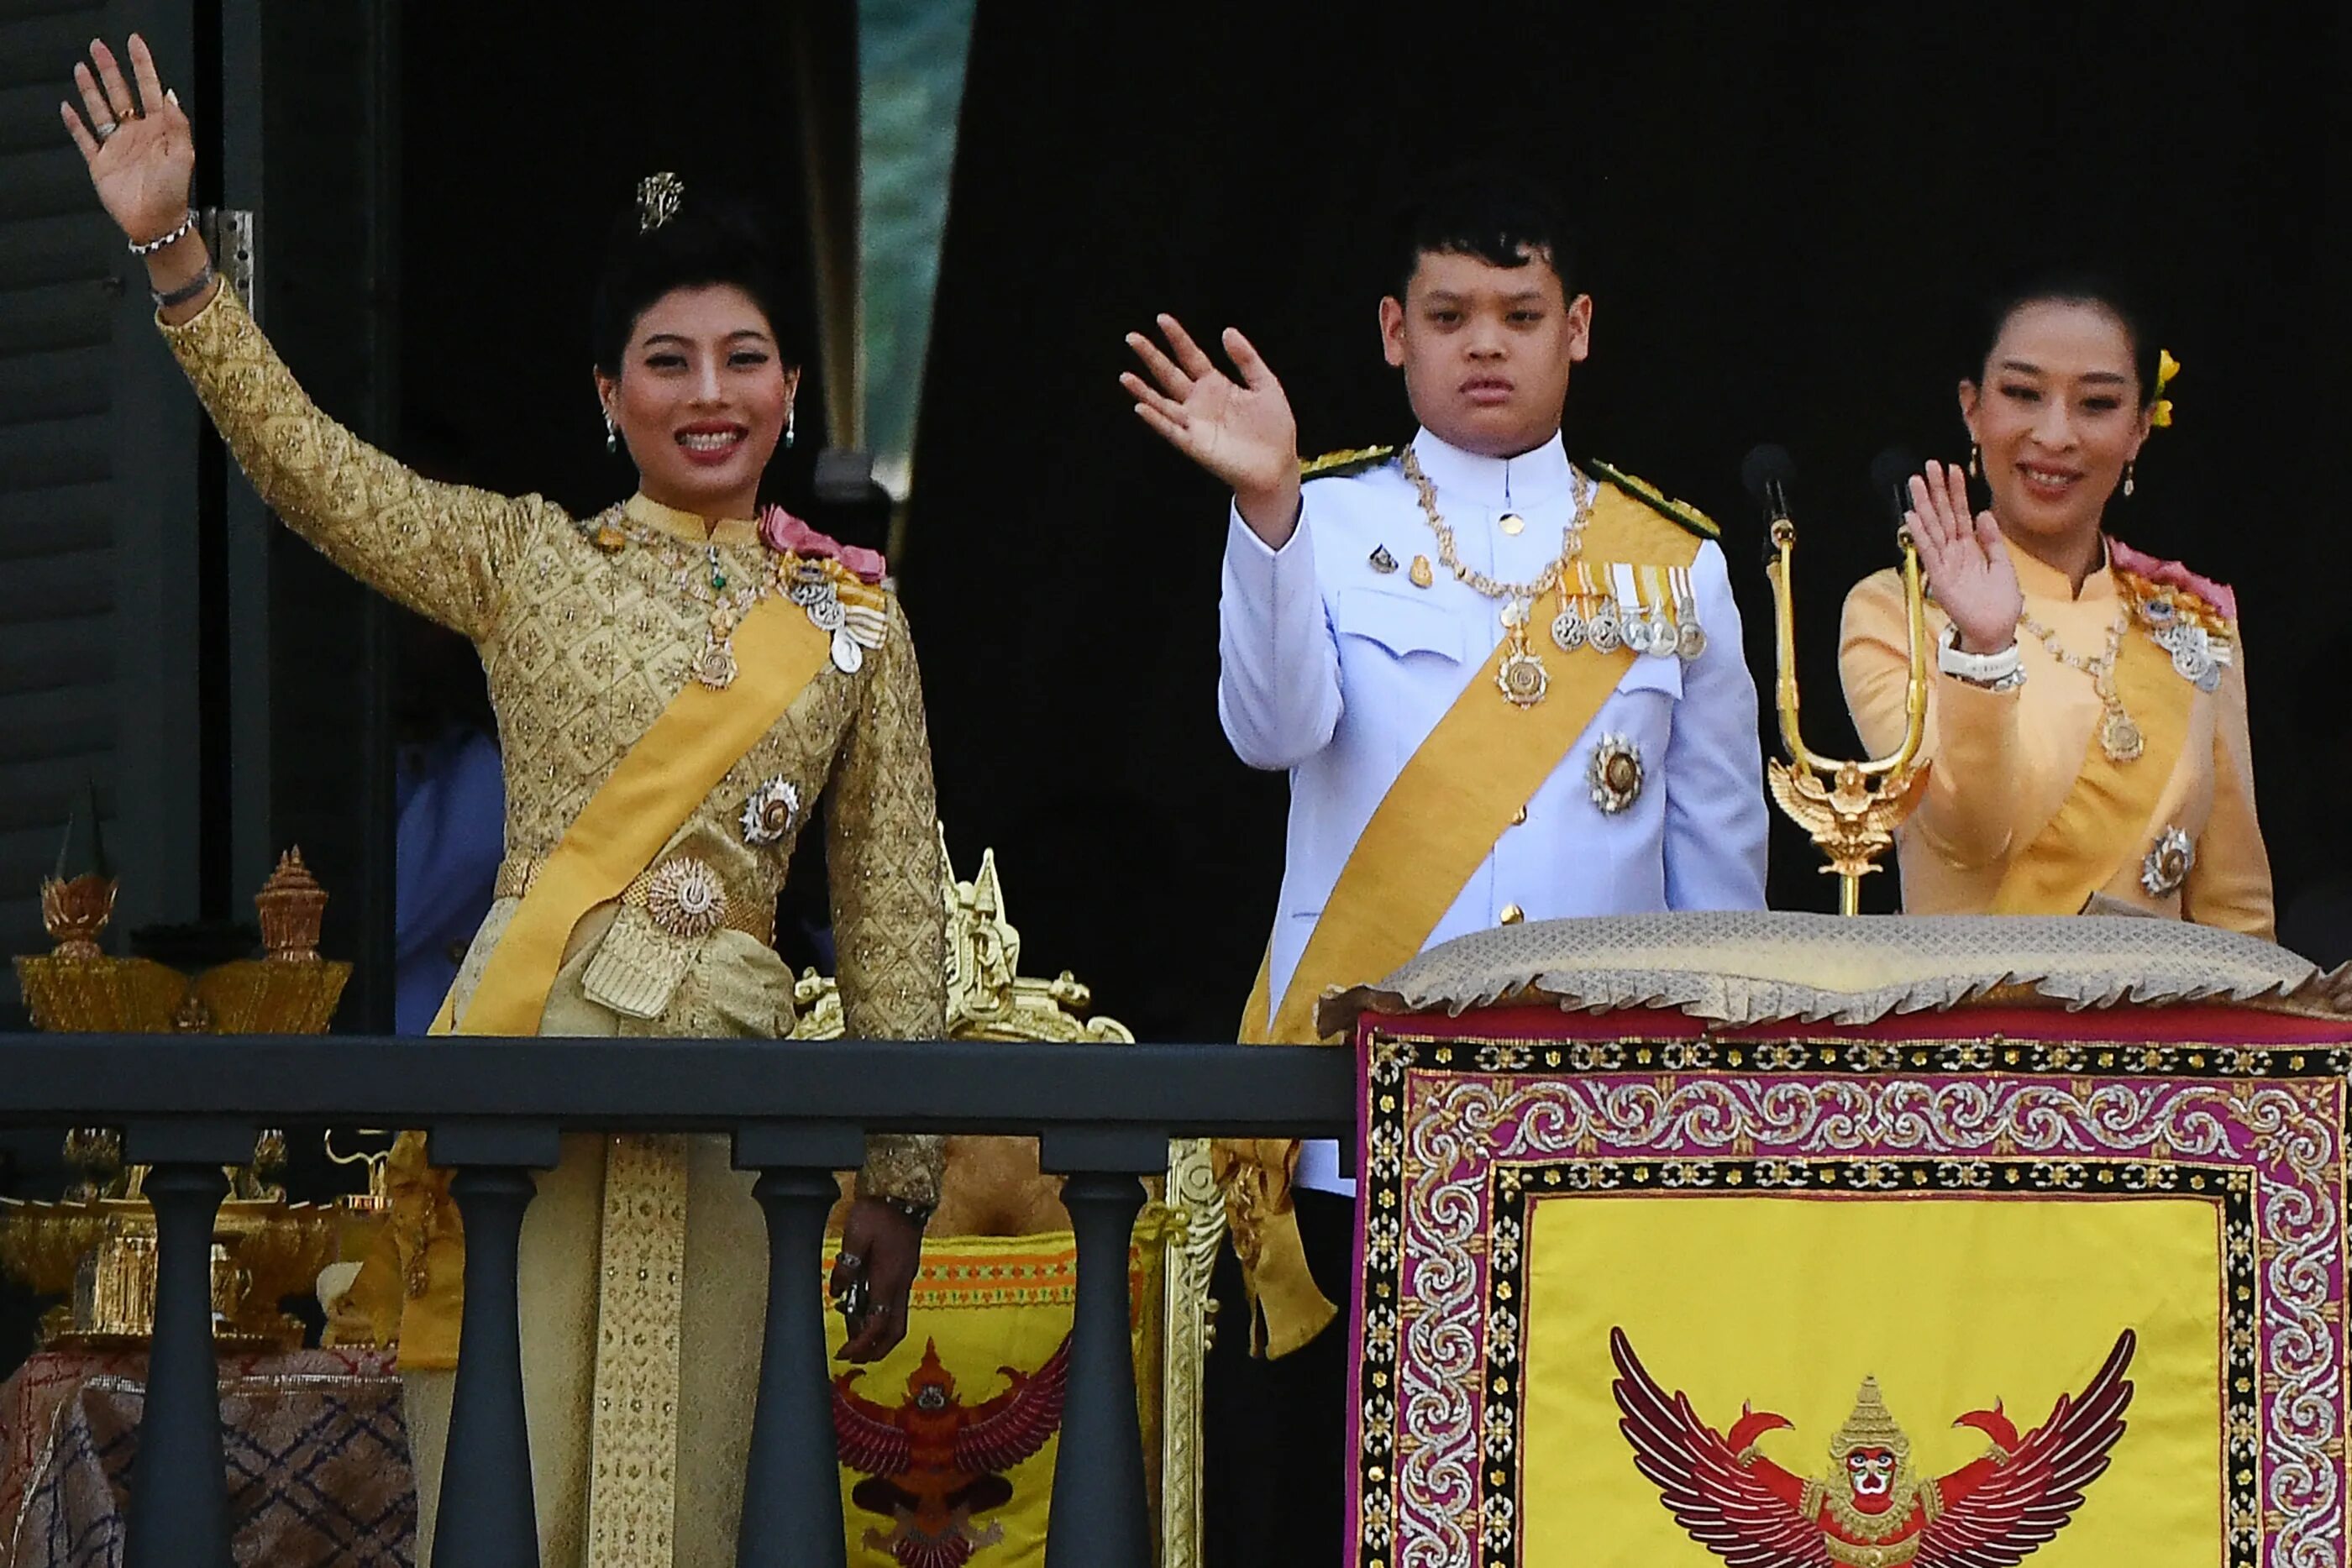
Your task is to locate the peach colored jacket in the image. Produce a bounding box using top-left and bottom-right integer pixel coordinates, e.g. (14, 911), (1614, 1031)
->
(1839, 543), (2273, 938)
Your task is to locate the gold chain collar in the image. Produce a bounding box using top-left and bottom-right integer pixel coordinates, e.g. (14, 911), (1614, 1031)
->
(2017, 600), (2142, 762)
(1400, 447), (1592, 602)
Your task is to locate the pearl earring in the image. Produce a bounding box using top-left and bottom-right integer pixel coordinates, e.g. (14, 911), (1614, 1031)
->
(1966, 443), (1980, 480)
(604, 408), (618, 454)
(784, 406), (795, 450)
(2123, 460), (2136, 498)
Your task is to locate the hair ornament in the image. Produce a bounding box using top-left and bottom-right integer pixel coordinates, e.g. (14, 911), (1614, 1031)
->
(637, 171), (685, 233)
(2148, 349), (2180, 429)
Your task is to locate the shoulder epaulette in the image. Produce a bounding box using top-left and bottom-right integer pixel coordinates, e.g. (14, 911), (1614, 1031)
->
(1585, 459), (1719, 541)
(1299, 445), (1397, 480)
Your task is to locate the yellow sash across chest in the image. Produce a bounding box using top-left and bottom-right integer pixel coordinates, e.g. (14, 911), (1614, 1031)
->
(1223, 488), (1703, 1356)
(436, 590), (834, 1036)
(1989, 615), (2193, 916)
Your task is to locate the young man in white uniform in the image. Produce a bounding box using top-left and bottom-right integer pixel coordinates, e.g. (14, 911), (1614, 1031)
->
(1123, 168), (1769, 1560)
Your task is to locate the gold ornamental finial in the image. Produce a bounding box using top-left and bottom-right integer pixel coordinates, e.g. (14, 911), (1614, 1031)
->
(39, 875), (116, 961)
(255, 847), (328, 962)
(1828, 1377), (1911, 1460)
(38, 791), (114, 959)
(638, 171), (685, 233)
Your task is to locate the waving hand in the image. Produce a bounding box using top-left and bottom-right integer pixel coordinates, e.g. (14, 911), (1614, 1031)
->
(1122, 314), (1303, 548)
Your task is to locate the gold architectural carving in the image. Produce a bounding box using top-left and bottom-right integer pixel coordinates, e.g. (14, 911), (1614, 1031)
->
(791, 826), (1132, 1045)
(0, 1184), (353, 1351)
(14, 845), (352, 1033)
(790, 827), (1225, 1565)
(4, 850), (381, 1347)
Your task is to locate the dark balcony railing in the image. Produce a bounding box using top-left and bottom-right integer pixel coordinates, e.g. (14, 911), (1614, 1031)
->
(0, 1035), (1353, 1568)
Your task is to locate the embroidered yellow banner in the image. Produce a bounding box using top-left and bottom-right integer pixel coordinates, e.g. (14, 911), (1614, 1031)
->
(443, 592), (832, 1036)
(1990, 621), (2191, 916)
(1226, 490), (1702, 1356)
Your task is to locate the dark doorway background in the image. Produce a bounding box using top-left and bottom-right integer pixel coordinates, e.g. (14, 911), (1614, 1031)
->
(394, 0), (2352, 1044)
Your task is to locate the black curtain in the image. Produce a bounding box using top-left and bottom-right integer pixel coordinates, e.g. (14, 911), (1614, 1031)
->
(900, 0), (2352, 1038)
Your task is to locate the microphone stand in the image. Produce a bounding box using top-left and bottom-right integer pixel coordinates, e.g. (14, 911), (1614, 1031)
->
(1761, 491), (1931, 915)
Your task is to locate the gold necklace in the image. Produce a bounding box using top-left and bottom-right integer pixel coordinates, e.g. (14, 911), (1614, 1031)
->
(1401, 448), (1594, 708)
(2018, 602), (2141, 763)
(591, 506), (781, 690)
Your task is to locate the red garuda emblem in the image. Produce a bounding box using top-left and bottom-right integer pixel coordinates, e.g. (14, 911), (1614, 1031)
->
(1611, 1327), (2134, 1568)
(832, 1334), (1072, 1568)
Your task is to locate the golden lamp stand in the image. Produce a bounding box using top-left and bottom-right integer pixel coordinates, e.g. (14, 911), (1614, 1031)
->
(1763, 514), (1933, 915)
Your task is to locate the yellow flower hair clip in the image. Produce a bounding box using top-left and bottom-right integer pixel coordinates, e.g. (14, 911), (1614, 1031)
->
(2148, 348), (2180, 428)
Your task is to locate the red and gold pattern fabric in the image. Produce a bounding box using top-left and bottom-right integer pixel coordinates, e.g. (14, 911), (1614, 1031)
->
(1347, 1002), (2349, 1568)
(0, 1348), (412, 1566)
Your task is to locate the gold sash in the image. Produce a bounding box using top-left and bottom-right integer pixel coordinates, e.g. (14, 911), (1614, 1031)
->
(438, 591), (832, 1036)
(1990, 621), (2191, 915)
(1224, 490), (1701, 1356)
(411, 588), (834, 1564)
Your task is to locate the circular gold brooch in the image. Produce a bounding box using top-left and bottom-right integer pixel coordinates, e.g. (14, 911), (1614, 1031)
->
(644, 856), (728, 939)
(739, 777), (800, 847)
(1587, 734), (1646, 815)
(2140, 826), (2194, 898)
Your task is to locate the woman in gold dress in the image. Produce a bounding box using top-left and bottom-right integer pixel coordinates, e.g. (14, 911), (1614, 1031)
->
(64, 36), (944, 1563)
(1840, 275), (2272, 936)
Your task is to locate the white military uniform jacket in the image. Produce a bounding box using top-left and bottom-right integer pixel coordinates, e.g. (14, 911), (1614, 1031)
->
(1221, 428), (1770, 1192)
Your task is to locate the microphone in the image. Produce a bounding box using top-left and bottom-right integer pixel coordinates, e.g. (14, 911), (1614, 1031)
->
(1740, 446), (1797, 564)
(1740, 443), (1796, 522)
(1868, 447), (1919, 535)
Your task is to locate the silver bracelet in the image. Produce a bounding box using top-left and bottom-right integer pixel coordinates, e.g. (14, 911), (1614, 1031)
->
(1937, 622), (2025, 690)
(879, 1195), (933, 1229)
(150, 261), (215, 310)
(127, 209), (197, 257)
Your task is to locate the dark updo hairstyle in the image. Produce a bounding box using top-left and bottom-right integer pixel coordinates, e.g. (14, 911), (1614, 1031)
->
(1387, 161), (1578, 302)
(590, 178), (806, 377)
(1971, 270), (2160, 406)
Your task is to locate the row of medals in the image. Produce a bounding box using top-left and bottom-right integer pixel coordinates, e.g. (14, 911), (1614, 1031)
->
(684, 554), (870, 690)
(2094, 591), (2229, 763)
(2138, 595), (2227, 693)
(2074, 594), (2228, 765)
(1494, 552), (1707, 707)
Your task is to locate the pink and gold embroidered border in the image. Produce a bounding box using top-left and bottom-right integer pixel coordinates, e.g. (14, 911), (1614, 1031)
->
(1349, 1027), (2349, 1568)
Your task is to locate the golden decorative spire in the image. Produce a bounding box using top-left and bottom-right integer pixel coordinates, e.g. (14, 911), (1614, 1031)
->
(39, 874), (116, 962)
(255, 847), (328, 962)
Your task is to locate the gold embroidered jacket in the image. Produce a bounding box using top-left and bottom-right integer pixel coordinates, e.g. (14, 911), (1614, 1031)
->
(160, 290), (943, 1204)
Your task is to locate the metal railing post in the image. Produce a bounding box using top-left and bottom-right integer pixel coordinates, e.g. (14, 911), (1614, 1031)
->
(429, 1125), (559, 1568)
(123, 1160), (234, 1568)
(734, 1124), (866, 1568)
(1040, 1129), (1164, 1568)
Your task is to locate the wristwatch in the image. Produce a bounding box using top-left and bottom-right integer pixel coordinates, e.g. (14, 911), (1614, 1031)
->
(1937, 623), (2025, 690)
